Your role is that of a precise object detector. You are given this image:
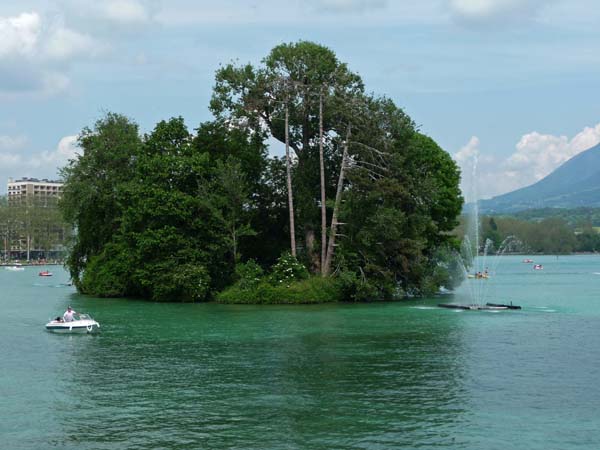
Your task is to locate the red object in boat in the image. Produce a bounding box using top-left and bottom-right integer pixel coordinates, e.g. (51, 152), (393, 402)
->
(39, 271), (53, 277)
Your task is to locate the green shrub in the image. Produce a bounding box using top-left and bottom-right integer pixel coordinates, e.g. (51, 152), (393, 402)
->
(235, 260), (264, 289)
(217, 276), (342, 304)
(269, 252), (309, 285)
(150, 263), (211, 302)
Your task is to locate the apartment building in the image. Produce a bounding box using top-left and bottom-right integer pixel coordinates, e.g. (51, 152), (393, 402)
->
(7, 177), (63, 201)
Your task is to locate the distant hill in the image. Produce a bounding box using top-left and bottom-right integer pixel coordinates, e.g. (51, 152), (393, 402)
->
(479, 143), (600, 213)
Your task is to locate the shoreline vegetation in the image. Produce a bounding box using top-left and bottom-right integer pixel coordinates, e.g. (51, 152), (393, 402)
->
(58, 41), (465, 304)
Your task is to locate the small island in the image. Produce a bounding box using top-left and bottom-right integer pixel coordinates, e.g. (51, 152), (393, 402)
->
(59, 41), (465, 303)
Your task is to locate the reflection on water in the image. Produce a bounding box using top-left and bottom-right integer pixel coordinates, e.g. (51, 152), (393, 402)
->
(62, 304), (467, 449)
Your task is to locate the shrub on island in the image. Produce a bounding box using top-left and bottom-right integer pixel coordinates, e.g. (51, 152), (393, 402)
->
(217, 254), (342, 304)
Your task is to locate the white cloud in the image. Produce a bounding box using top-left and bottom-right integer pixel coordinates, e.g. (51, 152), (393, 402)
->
(449, 0), (549, 25)
(0, 12), (97, 61)
(0, 12), (101, 97)
(455, 123), (600, 199)
(35, 135), (79, 167)
(56, 135), (79, 160)
(0, 12), (40, 58)
(454, 135), (480, 165)
(0, 134), (78, 189)
(507, 124), (600, 180)
(454, 136), (500, 202)
(43, 26), (99, 60)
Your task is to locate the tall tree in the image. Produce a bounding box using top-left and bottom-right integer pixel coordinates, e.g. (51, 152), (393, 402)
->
(285, 100), (297, 257)
(211, 40), (363, 270)
(60, 113), (142, 286)
(209, 157), (256, 264)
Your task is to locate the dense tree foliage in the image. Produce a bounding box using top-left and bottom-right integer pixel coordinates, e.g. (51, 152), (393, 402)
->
(459, 214), (599, 254)
(60, 113), (142, 285)
(60, 41), (463, 302)
(61, 115), (272, 300)
(512, 207), (600, 227)
(0, 195), (69, 261)
(336, 132), (463, 299)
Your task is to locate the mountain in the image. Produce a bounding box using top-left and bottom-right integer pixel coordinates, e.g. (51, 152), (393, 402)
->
(479, 143), (600, 214)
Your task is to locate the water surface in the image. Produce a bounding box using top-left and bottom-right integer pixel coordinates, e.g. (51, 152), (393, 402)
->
(2, 255), (600, 449)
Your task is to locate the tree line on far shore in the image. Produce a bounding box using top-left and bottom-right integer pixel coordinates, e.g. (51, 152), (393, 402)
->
(0, 195), (70, 261)
(59, 41), (463, 303)
(457, 215), (600, 254)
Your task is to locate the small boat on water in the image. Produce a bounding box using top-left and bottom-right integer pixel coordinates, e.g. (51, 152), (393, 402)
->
(5, 266), (24, 271)
(45, 314), (100, 334)
(467, 272), (489, 279)
(523, 259), (534, 263)
(533, 264), (543, 270)
(39, 271), (53, 277)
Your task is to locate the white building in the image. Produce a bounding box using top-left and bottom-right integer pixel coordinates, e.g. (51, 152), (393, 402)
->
(7, 177), (63, 201)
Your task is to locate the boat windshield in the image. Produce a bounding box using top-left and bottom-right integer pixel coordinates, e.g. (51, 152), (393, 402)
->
(75, 313), (92, 320)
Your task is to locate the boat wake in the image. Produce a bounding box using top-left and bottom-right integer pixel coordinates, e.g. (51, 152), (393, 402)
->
(529, 306), (557, 313)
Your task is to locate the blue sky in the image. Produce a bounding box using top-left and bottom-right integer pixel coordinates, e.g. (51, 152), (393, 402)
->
(1, 0), (600, 198)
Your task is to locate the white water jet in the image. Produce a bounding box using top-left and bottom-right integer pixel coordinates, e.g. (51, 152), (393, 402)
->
(453, 150), (518, 306)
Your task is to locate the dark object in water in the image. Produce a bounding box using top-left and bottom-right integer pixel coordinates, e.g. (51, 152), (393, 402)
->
(486, 302), (522, 310)
(438, 303), (522, 311)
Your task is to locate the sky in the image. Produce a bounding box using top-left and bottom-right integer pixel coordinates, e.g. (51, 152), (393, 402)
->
(1, 0), (600, 199)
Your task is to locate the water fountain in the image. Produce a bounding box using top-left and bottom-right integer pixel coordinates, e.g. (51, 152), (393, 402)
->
(438, 151), (521, 311)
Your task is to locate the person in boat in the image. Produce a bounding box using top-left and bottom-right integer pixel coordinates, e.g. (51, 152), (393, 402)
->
(63, 306), (77, 322)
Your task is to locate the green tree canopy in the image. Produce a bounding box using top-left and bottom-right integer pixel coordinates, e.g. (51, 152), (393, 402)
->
(60, 41), (464, 302)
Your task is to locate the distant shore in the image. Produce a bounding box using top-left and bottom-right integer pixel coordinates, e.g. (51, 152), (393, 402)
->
(0, 262), (63, 266)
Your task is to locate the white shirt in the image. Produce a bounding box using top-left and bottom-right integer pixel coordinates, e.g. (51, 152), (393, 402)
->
(63, 310), (75, 322)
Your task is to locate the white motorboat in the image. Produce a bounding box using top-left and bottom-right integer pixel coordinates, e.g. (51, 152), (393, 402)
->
(45, 314), (100, 334)
(5, 266), (25, 271)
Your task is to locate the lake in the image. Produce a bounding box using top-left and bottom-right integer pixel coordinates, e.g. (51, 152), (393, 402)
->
(2, 255), (600, 449)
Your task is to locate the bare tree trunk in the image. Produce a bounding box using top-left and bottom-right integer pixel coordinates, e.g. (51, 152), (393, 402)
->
(232, 227), (238, 264)
(285, 103), (297, 257)
(323, 125), (351, 276)
(319, 90), (327, 275)
(305, 228), (319, 271)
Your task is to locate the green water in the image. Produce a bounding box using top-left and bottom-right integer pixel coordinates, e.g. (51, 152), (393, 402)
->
(2, 255), (600, 449)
